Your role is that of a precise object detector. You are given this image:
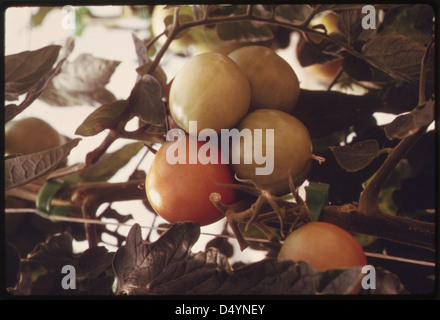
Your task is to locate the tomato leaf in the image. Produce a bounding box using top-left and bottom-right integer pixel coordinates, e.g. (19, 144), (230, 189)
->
(38, 53), (120, 106)
(362, 34), (426, 83)
(79, 142), (145, 182)
(113, 222), (401, 295)
(275, 4), (313, 24)
(384, 99), (435, 140)
(11, 233), (115, 295)
(5, 58), (68, 122)
(5, 45), (61, 101)
(305, 182), (329, 222)
(336, 9), (363, 43)
(128, 76), (166, 126)
(5, 138), (81, 190)
(75, 100), (129, 137)
(330, 139), (382, 173)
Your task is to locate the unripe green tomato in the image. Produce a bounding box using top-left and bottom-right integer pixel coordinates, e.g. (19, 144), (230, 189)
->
(169, 52), (251, 136)
(228, 45), (300, 113)
(5, 117), (66, 156)
(278, 222), (367, 272)
(231, 109), (312, 196)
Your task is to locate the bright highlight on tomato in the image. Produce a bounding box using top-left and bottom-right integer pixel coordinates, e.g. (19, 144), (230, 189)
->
(278, 222), (367, 271)
(145, 134), (236, 226)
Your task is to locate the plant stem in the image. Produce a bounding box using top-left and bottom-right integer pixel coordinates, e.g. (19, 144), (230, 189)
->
(146, 4), (414, 83)
(319, 204), (435, 251)
(358, 36), (434, 216)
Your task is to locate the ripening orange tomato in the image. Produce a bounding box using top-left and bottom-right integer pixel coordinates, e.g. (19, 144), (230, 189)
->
(145, 134), (236, 226)
(278, 222), (367, 271)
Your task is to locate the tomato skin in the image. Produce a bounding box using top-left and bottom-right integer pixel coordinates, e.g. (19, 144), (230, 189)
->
(169, 52), (251, 136)
(231, 109), (313, 196)
(145, 135), (236, 226)
(278, 222), (367, 271)
(228, 45), (300, 113)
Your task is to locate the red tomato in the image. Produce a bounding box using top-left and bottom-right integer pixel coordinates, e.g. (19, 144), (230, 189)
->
(145, 134), (236, 226)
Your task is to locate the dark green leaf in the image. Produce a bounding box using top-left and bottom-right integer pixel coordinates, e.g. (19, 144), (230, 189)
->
(5, 138), (81, 190)
(128, 76), (166, 126)
(113, 222), (397, 295)
(75, 100), (129, 136)
(296, 33), (346, 67)
(11, 232), (115, 295)
(275, 4), (313, 24)
(305, 182), (329, 221)
(79, 142), (144, 182)
(337, 9), (363, 43)
(384, 100), (435, 140)
(5, 45), (61, 100)
(379, 5), (434, 44)
(342, 54), (373, 81)
(36, 179), (67, 214)
(330, 139), (381, 172)
(132, 32), (150, 67)
(79, 246), (115, 280)
(362, 34), (426, 83)
(5, 57), (68, 122)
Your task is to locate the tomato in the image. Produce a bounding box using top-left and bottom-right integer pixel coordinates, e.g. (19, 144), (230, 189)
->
(145, 134), (236, 226)
(230, 109), (313, 196)
(278, 222), (367, 271)
(5, 117), (66, 156)
(228, 45), (300, 113)
(169, 52), (251, 136)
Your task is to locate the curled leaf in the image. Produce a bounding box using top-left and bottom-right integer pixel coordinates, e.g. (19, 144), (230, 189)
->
(75, 100), (129, 137)
(5, 45), (61, 101)
(384, 100), (435, 140)
(5, 138), (81, 190)
(128, 76), (166, 126)
(330, 139), (381, 172)
(39, 53), (120, 106)
(305, 182), (330, 222)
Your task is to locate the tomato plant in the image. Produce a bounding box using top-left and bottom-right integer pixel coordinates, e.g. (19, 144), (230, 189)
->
(4, 4), (436, 297)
